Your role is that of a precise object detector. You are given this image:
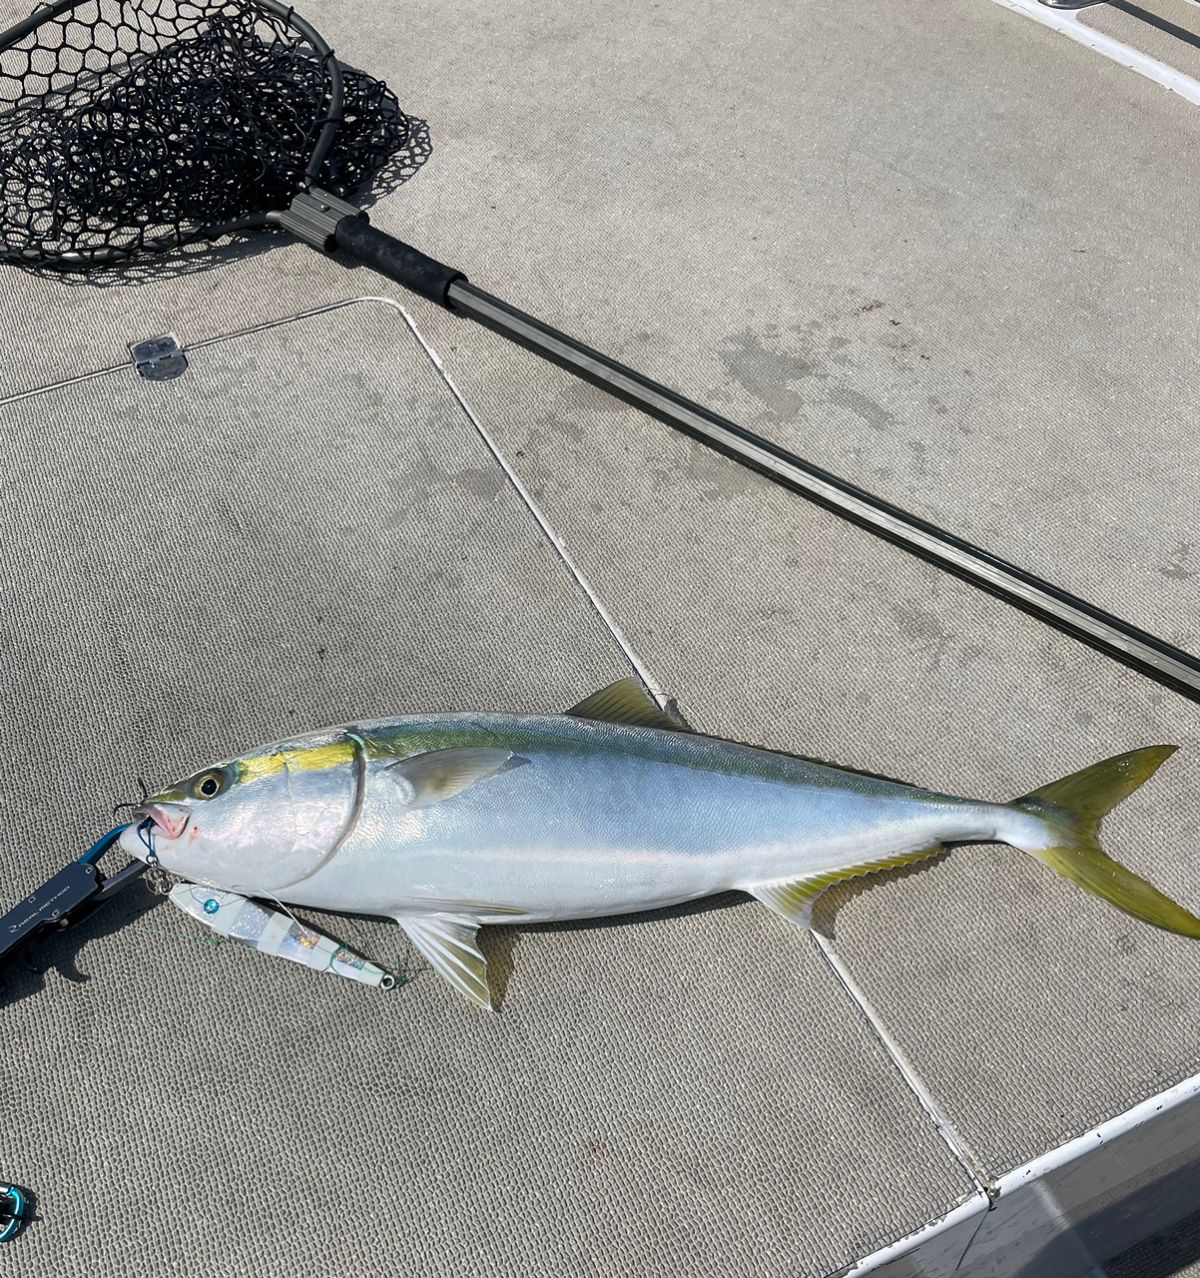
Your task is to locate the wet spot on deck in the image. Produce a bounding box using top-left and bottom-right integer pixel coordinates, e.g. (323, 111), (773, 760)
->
(716, 324), (821, 423)
(891, 601), (956, 671)
(827, 386), (896, 433)
(1159, 542), (1195, 581)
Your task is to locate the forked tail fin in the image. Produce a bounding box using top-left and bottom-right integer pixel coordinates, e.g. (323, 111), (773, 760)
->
(1013, 745), (1200, 938)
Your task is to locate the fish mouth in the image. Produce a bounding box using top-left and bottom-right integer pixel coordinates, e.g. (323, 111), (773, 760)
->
(135, 802), (191, 841)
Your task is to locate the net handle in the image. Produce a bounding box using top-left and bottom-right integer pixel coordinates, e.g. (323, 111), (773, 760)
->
(315, 208), (1200, 702)
(0, 0), (344, 186)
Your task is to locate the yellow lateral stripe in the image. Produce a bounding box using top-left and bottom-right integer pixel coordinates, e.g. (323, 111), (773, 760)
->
(236, 739), (357, 786)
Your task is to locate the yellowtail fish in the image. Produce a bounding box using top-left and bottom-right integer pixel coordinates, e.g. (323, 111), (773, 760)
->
(121, 679), (1199, 1009)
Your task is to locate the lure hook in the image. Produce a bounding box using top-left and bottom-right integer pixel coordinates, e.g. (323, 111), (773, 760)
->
(112, 776), (151, 819)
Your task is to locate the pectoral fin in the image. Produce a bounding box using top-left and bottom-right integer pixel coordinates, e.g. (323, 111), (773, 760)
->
(396, 912), (493, 1009)
(747, 846), (944, 929)
(384, 747), (513, 807)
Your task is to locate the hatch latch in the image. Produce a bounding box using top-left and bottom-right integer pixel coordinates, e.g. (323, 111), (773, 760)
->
(129, 333), (188, 381)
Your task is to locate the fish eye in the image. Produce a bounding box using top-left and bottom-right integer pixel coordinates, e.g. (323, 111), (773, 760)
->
(192, 769), (228, 801)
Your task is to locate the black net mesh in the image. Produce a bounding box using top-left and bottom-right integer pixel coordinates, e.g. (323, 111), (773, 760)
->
(0, 0), (410, 265)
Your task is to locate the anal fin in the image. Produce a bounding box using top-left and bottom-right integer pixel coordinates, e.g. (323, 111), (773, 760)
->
(395, 912), (493, 1010)
(747, 845), (944, 929)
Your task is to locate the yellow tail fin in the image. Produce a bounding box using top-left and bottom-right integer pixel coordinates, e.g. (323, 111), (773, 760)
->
(1014, 745), (1200, 938)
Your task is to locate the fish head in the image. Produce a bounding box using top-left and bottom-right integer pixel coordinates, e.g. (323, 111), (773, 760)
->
(118, 733), (361, 893)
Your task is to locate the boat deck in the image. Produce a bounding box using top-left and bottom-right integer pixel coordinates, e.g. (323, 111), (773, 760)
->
(2, 1), (1198, 1274)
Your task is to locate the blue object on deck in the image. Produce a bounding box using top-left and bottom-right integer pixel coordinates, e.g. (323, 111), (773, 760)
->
(79, 824), (131, 865)
(0, 1183), (28, 1242)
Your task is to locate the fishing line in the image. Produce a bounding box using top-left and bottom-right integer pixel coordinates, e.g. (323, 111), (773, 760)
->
(0, 0), (1196, 700)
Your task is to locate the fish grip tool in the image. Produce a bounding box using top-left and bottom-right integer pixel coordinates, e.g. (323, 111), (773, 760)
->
(1, 0), (1199, 703)
(0, 824), (143, 979)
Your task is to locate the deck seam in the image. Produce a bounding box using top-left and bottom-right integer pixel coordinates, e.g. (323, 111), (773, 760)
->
(811, 931), (996, 1200)
(391, 296), (996, 1212)
(390, 296), (669, 700)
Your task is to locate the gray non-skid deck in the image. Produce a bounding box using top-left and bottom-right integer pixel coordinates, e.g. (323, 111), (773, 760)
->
(1, 1), (1198, 1275)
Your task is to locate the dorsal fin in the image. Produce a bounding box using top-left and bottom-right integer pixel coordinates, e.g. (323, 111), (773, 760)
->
(565, 678), (692, 732)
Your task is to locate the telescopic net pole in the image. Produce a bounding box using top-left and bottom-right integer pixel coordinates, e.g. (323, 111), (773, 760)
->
(433, 281), (1200, 704)
(323, 211), (1200, 702)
